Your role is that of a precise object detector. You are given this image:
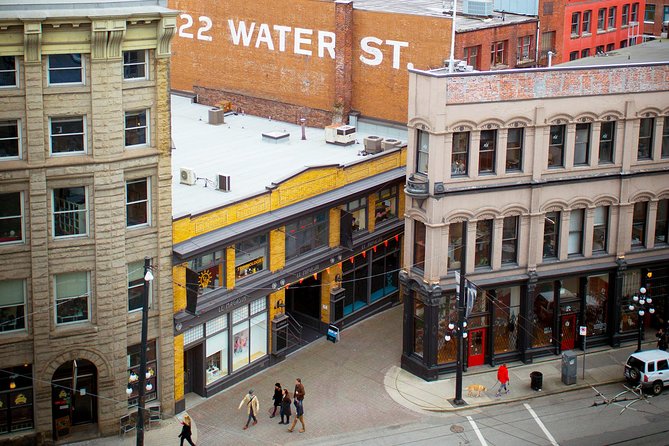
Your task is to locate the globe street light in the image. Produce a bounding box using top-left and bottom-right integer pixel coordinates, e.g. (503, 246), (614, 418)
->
(629, 286), (654, 353)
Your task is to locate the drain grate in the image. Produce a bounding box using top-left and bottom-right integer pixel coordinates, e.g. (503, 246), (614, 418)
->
(450, 424), (465, 434)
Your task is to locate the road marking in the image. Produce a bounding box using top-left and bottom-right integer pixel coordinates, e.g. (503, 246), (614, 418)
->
(524, 403), (559, 446)
(466, 415), (488, 446)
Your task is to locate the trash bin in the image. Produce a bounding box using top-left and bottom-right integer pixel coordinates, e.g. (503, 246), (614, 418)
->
(530, 371), (543, 391)
(561, 350), (578, 385)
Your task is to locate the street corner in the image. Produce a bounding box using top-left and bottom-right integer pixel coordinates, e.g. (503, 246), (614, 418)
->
(383, 365), (454, 415)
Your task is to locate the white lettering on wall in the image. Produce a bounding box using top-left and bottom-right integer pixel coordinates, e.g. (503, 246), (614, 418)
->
(273, 25), (291, 52)
(385, 39), (409, 69)
(179, 14), (213, 41)
(228, 19), (255, 46)
(255, 23), (274, 50)
(318, 31), (336, 58)
(294, 28), (313, 56)
(359, 36), (383, 66)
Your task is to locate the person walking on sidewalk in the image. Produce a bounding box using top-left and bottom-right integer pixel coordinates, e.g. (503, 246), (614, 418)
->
(271, 382), (282, 418)
(496, 363), (510, 397)
(657, 328), (668, 351)
(288, 378), (306, 433)
(239, 389), (260, 430)
(178, 414), (196, 446)
(279, 388), (292, 425)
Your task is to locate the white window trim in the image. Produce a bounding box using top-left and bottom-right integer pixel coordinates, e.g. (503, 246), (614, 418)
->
(126, 177), (151, 228)
(0, 119), (21, 160)
(52, 186), (89, 239)
(54, 271), (91, 326)
(128, 260), (153, 313)
(49, 116), (87, 155)
(0, 279), (27, 333)
(0, 191), (24, 245)
(123, 50), (149, 81)
(0, 56), (19, 89)
(125, 109), (150, 148)
(47, 54), (85, 86)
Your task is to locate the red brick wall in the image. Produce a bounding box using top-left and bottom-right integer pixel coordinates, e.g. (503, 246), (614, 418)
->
(538, 0), (567, 65)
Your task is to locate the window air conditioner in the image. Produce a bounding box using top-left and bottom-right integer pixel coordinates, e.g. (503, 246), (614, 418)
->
(180, 167), (196, 186)
(217, 174), (231, 192)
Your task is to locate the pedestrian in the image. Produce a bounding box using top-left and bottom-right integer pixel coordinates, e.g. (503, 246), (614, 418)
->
(288, 378), (305, 433)
(279, 388), (292, 425)
(657, 328), (668, 351)
(238, 389), (259, 430)
(496, 363), (510, 397)
(178, 414), (196, 446)
(271, 382), (282, 418)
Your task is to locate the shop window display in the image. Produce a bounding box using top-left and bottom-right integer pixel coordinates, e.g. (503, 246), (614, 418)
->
(493, 287), (520, 354)
(127, 340), (157, 407)
(235, 234), (267, 279)
(532, 282), (555, 348)
(188, 250), (225, 295)
(375, 186), (398, 224)
(413, 296), (425, 358)
(620, 269), (641, 333)
(437, 295), (457, 364)
(341, 253), (369, 316)
(231, 297), (267, 372)
(0, 364), (33, 434)
(586, 274), (609, 336)
(205, 315), (228, 385)
(370, 237), (400, 302)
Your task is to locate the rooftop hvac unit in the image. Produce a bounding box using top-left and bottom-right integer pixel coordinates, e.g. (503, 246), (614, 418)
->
(208, 107), (225, 125)
(180, 167), (196, 186)
(463, 0), (493, 16)
(325, 125), (356, 145)
(216, 174), (231, 192)
(381, 138), (402, 151)
(364, 136), (383, 154)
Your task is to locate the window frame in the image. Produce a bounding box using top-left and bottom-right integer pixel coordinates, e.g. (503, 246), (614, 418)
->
(475, 219), (493, 268)
(448, 222), (464, 271)
(517, 36), (532, 62)
(501, 216), (519, 265)
(608, 6), (617, 28)
(0, 279), (27, 333)
(0, 119), (21, 159)
(124, 109), (149, 148)
(631, 3), (639, 22)
(655, 199), (668, 245)
(574, 123), (591, 165)
(47, 53), (84, 86)
(506, 128), (523, 172)
(126, 178), (151, 228)
(490, 40), (507, 66)
(478, 129), (496, 174)
(637, 117), (654, 160)
(127, 259), (152, 312)
(622, 4), (630, 25)
(571, 12), (581, 36)
(631, 201), (647, 247)
(49, 116), (86, 155)
(54, 271), (91, 326)
(598, 8), (607, 30)
(548, 124), (565, 168)
(0, 191), (24, 245)
(463, 45), (480, 70)
(661, 116), (669, 158)
(123, 50), (149, 81)
(598, 121), (615, 164)
(568, 209), (585, 256)
(52, 186), (89, 239)
(235, 234), (268, 280)
(452, 131), (469, 176)
(416, 129), (429, 175)
(543, 211), (560, 259)
(188, 250), (226, 296)
(583, 10), (592, 33)
(285, 211), (329, 261)
(376, 186), (399, 224)
(593, 206), (609, 253)
(644, 3), (656, 22)
(0, 56), (18, 88)
(413, 220), (426, 271)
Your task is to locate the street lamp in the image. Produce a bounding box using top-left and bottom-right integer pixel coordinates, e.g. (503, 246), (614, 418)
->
(448, 221), (468, 406)
(628, 286), (654, 353)
(136, 258), (153, 446)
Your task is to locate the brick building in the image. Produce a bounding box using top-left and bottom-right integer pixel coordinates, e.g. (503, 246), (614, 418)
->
(642, 0), (669, 37)
(401, 59), (669, 380)
(0, 1), (176, 442)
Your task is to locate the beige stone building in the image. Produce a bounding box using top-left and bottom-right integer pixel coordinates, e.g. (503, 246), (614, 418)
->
(0, 1), (176, 442)
(401, 58), (669, 380)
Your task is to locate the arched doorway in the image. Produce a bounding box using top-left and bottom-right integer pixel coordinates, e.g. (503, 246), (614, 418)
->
(51, 359), (97, 439)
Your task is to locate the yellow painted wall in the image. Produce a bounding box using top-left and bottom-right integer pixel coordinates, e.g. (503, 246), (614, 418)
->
(174, 264), (187, 312)
(174, 334), (184, 401)
(226, 246), (235, 289)
(329, 207), (341, 248)
(319, 264), (341, 324)
(270, 228), (286, 272)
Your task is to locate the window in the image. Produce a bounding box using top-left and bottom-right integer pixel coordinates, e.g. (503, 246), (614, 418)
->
(491, 40), (507, 66)
(448, 222), (463, 270)
(126, 178), (149, 228)
(654, 199), (668, 244)
(596, 45), (605, 55)
(452, 131), (469, 176)
(375, 186), (398, 224)
(665, 5), (669, 22)
(571, 12), (581, 35)
(187, 250), (225, 295)
(517, 36), (532, 62)
(413, 296), (425, 358)
(637, 117), (654, 160)
(606, 43), (615, 52)
(416, 129), (429, 174)
(593, 206), (609, 252)
(413, 220), (426, 271)
(48, 54), (83, 85)
(574, 123), (591, 165)
(53, 187), (88, 238)
(608, 7), (617, 27)
(475, 219), (492, 268)
(548, 125), (565, 168)
(123, 50), (148, 80)
(127, 340), (158, 406)
(661, 117), (669, 158)
(128, 260), (151, 312)
(0, 56), (17, 88)
(285, 211), (328, 260)
(232, 297), (267, 372)
(584, 125), (607, 163)
(235, 234), (267, 279)
(645, 4), (656, 21)
(585, 273), (609, 336)
(506, 128), (523, 171)
(632, 3), (639, 22)
(622, 4), (630, 25)
(479, 130), (496, 174)
(0, 120), (20, 159)
(341, 252), (369, 317)
(125, 110), (148, 147)
(583, 10), (592, 33)
(342, 197), (367, 233)
(543, 211), (560, 259)
(0, 192), (23, 244)
(0, 365), (34, 433)
(631, 201), (647, 247)
(541, 31), (556, 58)
(620, 39), (628, 48)
(50, 117), (85, 154)
(598, 8), (606, 30)
(502, 216), (519, 264)
(370, 236), (400, 303)
(569, 51), (579, 61)
(581, 48), (591, 58)
(0, 280), (26, 333)
(205, 316), (228, 384)
(55, 271), (90, 325)
(568, 209), (584, 255)
(464, 45), (480, 70)
(532, 282), (554, 347)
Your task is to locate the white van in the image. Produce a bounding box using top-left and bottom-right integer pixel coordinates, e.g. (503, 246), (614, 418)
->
(624, 349), (669, 395)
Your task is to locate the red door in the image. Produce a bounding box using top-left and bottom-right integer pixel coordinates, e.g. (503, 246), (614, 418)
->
(468, 328), (486, 367)
(561, 313), (577, 350)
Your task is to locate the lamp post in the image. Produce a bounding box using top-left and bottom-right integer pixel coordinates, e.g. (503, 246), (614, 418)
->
(628, 286), (654, 353)
(448, 221), (468, 406)
(136, 257), (153, 446)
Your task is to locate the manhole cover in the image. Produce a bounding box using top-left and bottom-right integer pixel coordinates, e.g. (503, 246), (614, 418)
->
(451, 424), (465, 434)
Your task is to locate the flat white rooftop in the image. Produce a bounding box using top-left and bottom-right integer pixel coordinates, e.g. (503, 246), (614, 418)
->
(170, 95), (406, 219)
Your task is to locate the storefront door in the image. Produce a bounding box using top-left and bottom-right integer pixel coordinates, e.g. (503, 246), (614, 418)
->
(51, 359), (97, 439)
(468, 328), (486, 367)
(561, 313), (577, 350)
(184, 344), (204, 397)
(286, 275), (322, 330)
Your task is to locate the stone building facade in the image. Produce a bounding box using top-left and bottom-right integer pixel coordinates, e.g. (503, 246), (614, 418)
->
(0, 1), (176, 442)
(401, 62), (669, 380)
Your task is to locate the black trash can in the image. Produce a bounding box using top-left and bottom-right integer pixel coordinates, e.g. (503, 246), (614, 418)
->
(530, 371), (543, 391)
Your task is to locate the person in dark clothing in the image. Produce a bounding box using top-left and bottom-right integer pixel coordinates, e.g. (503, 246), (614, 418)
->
(178, 414), (195, 446)
(657, 328), (668, 351)
(279, 388), (292, 425)
(271, 383), (282, 418)
(288, 378), (306, 433)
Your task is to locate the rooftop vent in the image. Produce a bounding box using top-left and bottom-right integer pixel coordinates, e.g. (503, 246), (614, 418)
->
(262, 131), (290, 144)
(463, 0), (493, 16)
(364, 136), (383, 154)
(208, 107), (225, 125)
(325, 125), (356, 146)
(216, 174), (231, 192)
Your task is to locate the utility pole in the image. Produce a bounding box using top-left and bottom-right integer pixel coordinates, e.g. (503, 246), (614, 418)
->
(136, 257), (152, 446)
(454, 221), (468, 405)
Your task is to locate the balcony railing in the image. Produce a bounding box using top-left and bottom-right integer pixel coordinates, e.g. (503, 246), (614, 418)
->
(405, 174), (429, 198)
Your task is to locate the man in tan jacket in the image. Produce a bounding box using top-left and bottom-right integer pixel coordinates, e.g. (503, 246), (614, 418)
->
(238, 389), (260, 430)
